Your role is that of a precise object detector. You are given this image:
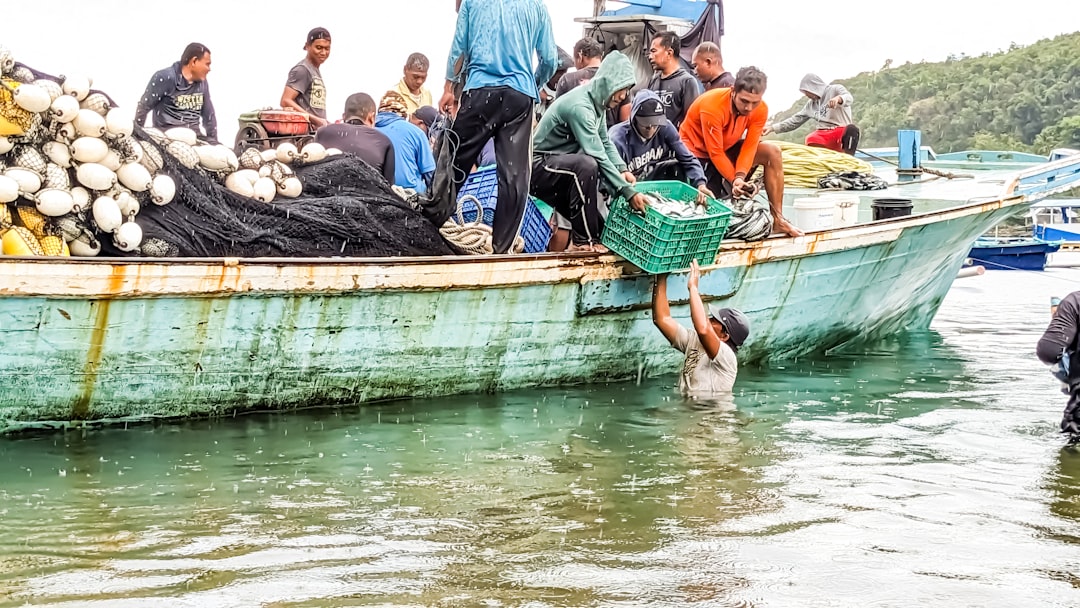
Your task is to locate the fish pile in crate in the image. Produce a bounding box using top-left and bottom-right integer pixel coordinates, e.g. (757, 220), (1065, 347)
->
(644, 192), (709, 219)
(0, 45), (334, 258)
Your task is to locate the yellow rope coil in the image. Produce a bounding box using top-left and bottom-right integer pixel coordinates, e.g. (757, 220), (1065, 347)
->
(774, 141), (874, 188)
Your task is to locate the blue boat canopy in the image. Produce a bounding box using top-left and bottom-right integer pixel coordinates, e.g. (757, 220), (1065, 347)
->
(603, 0), (723, 29)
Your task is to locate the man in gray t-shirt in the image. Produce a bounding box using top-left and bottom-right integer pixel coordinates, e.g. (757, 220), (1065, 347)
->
(281, 27), (331, 127)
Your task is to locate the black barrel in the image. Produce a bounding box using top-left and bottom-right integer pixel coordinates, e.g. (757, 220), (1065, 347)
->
(871, 198), (913, 221)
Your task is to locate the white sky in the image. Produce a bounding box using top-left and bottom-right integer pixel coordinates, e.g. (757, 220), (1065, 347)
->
(2, 1), (1074, 145)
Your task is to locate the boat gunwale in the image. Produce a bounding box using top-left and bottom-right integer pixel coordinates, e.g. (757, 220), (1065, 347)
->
(0, 193), (1032, 299)
(0, 193), (1028, 269)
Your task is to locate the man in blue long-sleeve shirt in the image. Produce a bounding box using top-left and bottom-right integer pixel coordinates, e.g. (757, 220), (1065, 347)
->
(135, 43), (217, 143)
(436, 0), (559, 254)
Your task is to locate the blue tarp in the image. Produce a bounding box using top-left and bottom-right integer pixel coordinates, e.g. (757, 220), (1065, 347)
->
(603, 0), (722, 28)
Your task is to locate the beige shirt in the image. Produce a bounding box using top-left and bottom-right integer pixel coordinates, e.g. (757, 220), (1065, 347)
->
(395, 79), (433, 116)
(673, 325), (738, 394)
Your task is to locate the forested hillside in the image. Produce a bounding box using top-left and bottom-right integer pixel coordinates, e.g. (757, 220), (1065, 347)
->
(768, 32), (1080, 153)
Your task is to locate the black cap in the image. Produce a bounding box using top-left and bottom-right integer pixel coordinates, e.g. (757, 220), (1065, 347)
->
(634, 96), (667, 127)
(412, 106), (438, 129)
(306, 27), (331, 45)
(708, 306), (750, 353)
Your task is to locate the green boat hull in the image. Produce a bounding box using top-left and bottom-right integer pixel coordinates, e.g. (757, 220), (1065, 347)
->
(0, 201), (1015, 431)
(2, 153), (1079, 432)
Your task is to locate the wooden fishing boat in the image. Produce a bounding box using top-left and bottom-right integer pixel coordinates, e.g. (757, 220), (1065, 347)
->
(1, 151), (1078, 433)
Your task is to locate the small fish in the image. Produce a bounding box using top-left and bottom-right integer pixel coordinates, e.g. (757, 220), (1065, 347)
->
(643, 193), (706, 218)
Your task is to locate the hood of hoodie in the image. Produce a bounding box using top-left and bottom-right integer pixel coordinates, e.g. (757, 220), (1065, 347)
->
(375, 112), (404, 128)
(799, 73), (827, 98)
(627, 89), (664, 141)
(629, 89), (662, 123)
(586, 51), (637, 111)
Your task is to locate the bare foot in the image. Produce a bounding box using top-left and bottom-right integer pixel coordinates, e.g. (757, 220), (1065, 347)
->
(773, 218), (804, 237)
(567, 243), (609, 253)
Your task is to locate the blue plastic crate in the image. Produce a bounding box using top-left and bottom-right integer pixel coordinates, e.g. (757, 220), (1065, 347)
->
(456, 167), (552, 253)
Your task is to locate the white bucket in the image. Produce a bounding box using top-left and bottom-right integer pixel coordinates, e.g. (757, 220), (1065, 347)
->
(792, 197), (836, 232)
(821, 193), (860, 227)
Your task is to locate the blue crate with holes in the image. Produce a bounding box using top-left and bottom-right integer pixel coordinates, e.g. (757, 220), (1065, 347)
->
(456, 166), (552, 253)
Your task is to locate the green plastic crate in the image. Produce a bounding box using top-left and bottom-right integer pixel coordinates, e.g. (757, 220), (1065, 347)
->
(602, 181), (732, 274)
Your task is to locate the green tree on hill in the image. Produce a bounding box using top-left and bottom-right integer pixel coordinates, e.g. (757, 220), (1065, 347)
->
(768, 32), (1080, 154)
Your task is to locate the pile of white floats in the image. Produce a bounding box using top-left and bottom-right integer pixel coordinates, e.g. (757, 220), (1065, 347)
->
(0, 45), (336, 257)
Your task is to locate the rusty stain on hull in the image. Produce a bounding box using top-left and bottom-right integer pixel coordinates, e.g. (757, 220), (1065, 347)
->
(72, 299), (110, 419)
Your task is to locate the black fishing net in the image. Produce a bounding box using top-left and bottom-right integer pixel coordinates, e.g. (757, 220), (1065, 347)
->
(104, 129), (453, 258)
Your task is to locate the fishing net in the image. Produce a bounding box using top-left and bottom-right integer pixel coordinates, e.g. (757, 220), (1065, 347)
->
(103, 128), (454, 258)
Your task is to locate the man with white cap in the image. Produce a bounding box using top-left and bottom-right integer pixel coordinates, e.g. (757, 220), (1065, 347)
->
(652, 260), (750, 393)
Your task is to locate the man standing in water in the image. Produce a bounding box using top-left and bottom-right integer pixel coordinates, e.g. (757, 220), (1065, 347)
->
(652, 261), (749, 393)
(281, 27), (331, 128)
(438, 0), (559, 254)
(1037, 291), (1080, 443)
(135, 43), (217, 143)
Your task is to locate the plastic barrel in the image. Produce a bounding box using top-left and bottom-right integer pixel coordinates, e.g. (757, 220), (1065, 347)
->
(792, 197), (836, 232)
(820, 193), (861, 227)
(871, 198), (913, 221)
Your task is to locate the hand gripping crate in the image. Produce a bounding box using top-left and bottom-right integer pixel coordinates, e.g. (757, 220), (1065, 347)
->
(456, 166), (552, 253)
(602, 181), (732, 274)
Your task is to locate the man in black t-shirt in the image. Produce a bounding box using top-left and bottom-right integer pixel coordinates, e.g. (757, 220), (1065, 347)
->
(556, 38), (626, 129)
(315, 93), (396, 185)
(555, 38), (602, 97)
(135, 43), (218, 143)
(692, 42), (734, 91)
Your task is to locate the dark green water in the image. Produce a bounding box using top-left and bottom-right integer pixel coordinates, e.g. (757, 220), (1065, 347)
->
(2, 270), (1080, 607)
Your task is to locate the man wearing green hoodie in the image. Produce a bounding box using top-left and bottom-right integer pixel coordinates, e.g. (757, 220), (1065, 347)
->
(532, 52), (649, 253)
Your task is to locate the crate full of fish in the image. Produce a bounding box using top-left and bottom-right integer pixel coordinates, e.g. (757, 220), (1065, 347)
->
(602, 181), (732, 274)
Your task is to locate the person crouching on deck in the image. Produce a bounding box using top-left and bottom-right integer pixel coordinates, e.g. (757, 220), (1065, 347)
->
(652, 260), (750, 393)
(609, 89), (712, 200)
(763, 73), (860, 155)
(531, 51), (649, 253)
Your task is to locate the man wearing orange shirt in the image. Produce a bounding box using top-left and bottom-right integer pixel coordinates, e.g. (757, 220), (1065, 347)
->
(680, 67), (802, 237)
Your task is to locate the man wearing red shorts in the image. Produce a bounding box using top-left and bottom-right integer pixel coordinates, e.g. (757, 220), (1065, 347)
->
(763, 73), (860, 155)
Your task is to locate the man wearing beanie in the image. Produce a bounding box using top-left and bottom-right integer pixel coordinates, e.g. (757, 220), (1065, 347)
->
(652, 260), (750, 394)
(376, 91), (436, 194)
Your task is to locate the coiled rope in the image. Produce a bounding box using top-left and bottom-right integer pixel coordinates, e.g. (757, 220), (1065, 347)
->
(774, 141), (875, 188)
(436, 194), (524, 255)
